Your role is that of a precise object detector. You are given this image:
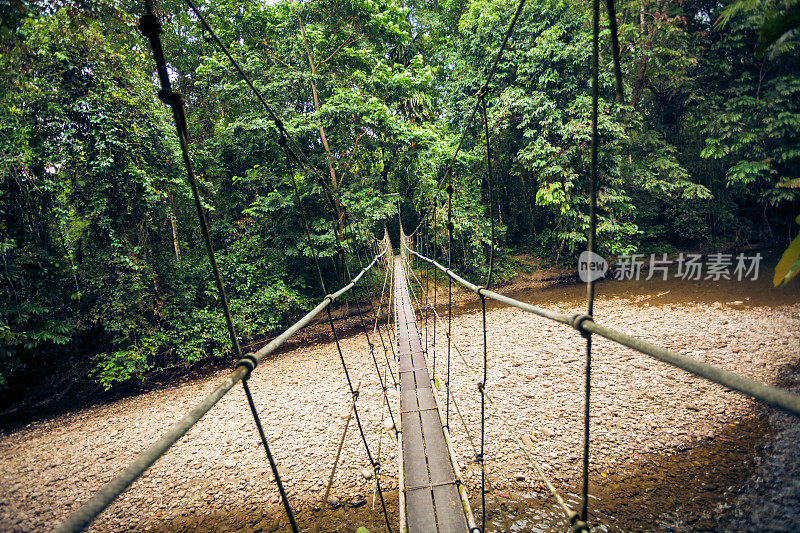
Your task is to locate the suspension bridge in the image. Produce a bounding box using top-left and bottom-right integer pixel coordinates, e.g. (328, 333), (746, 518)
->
(52, 0), (800, 531)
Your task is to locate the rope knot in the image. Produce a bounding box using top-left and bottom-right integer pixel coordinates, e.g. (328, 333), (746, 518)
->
(446, 184), (454, 195)
(352, 389), (360, 399)
(157, 89), (185, 107)
(447, 221), (454, 232)
(235, 353), (258, 379)
(138, 14), (162, 38)
(475, 452), (483, 463)
(475, 84), (488, 98)
(278, 134), (288, 147)
(477, 381), (485, 392)
(571, 313), (594, 339)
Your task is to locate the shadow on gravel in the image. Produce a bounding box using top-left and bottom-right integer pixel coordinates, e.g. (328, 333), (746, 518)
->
(148, 495), (400, 533)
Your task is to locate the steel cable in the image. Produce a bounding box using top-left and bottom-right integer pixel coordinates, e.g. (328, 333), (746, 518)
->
(137, 4), (298, 530)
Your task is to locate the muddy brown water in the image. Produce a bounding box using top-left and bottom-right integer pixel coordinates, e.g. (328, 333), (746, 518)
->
(153, 252), (800, 532)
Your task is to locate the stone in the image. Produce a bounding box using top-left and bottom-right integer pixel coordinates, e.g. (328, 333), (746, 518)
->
(348, 496), (367, 508)
(361, 467), (373, 480)
(326, 495), (341, 509)
(514, 473), (526, 481)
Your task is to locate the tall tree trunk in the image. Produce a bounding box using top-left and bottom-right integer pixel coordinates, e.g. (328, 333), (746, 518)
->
(169, 192), (181, 262)
(298, 14), (346, 282)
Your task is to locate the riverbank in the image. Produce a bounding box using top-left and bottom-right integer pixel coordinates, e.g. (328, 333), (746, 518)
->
(0, 278), (797, 531)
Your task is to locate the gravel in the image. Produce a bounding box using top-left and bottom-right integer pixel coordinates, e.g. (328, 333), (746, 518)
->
(0, 296), (797, 532)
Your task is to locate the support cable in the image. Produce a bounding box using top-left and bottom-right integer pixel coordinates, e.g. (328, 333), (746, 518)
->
(313, 369), (366, 533)
(413, 0), (528, 229)
(580, 0), (601, 524)
(55, 244), (388, 533)
(344, 215), (398, 389)
(479, 95), (496, 289)
(137, 5), (298, 531)
(339, 222), (398, 442)
(325, 305), (393, 532)
(406, 242), (800, 418)
(446, 178), (454, 431)
(479, 294), (488, 532)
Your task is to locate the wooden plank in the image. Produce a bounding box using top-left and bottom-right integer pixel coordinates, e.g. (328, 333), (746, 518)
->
(399, 355), (414, 373)
(400, 371), (416, 390)
(401, 412), (429, 489)
(401, 389), (419, 412)
(415, 387), (437, 411)
(411, 350), (427, 370)
(415, 367), (431, 388)
(420, 410), (454, 485)
(432, 484), (468, 532)
(406, 487), (436, 533)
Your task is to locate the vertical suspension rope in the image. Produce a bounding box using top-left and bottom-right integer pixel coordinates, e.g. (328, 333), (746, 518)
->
(446, 176), (454, 430)
(137, 5), (298, 531)
(479, 294), (488, 532)
(341, 215), (398, 445)
(581, 0), (601, 524)
(479, 94), (496, 288)
(325, 305), (393, 532)
(432, 188), (438, 380)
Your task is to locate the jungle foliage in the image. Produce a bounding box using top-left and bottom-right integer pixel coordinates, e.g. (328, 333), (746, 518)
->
(0, 0), (798, 403)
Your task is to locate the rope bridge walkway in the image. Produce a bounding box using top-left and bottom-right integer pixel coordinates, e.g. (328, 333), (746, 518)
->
(394, 257), (475, 532)
(52, 0), (800, 531)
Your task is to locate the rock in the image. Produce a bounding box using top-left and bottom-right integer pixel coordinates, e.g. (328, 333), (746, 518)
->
(542, 428), (555, 438)
(348, 495), (367, 508)
(383, 418), (394, 431)
(521, 434), (534, 447)
(326, 495), (341, 509)
(361, 467), (373, 480)
(685, 403), (701, 411)
(514, 473), (526, 481)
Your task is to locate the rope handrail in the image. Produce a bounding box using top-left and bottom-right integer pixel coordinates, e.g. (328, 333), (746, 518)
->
(54, 244), (390, 533)
(401, 241), (800, 419)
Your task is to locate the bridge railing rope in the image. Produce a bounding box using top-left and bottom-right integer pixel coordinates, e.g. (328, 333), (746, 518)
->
(402, 241), (800, 419)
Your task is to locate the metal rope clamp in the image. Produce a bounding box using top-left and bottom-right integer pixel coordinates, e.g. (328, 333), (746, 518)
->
(571, 313), (594, 340)
(138, 13), (162, 38)
(157, 89), (185, 108)
(235, 353), (258, 380)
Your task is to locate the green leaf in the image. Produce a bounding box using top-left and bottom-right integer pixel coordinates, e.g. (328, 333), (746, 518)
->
(774, 215), (800, 286)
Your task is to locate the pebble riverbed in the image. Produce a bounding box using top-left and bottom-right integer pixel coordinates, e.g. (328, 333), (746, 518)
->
(0, 292), (798, 532)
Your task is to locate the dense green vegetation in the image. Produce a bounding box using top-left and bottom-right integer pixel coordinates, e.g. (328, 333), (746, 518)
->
(1, 0), (798, 407)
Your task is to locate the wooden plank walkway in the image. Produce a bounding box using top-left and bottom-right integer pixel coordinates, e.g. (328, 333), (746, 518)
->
(394, 257), (468, 533)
